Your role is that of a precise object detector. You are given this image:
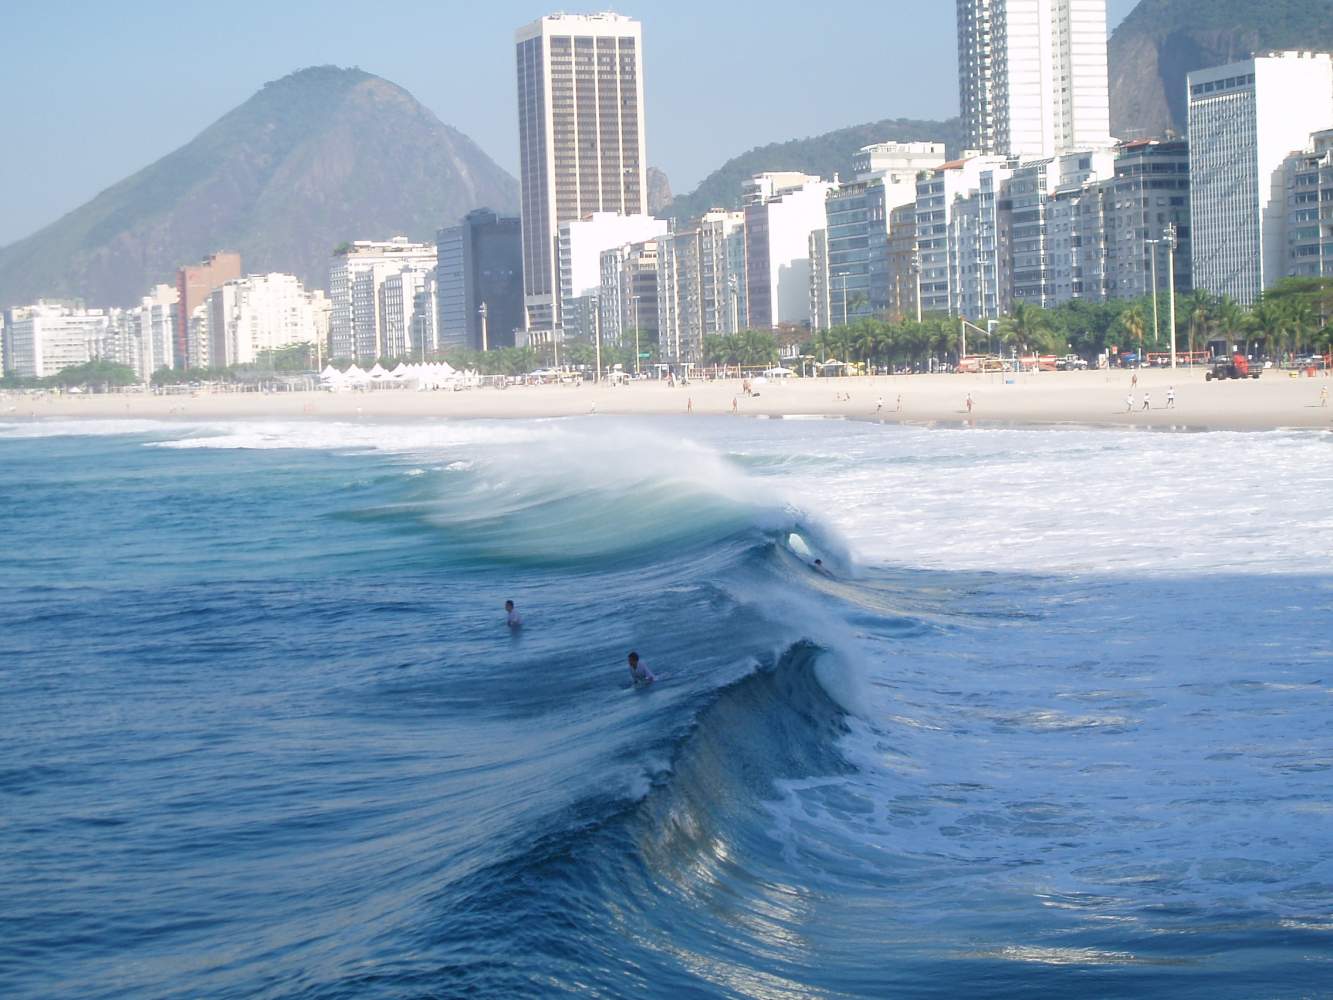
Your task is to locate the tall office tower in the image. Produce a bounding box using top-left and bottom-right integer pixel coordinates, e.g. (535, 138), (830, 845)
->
(514, 13), (647, 335)
(176, 251), (241, 368)
(1189, 52), (1333, 305)
(958, 0), (1110, 160)
(436, 209), (524, 351)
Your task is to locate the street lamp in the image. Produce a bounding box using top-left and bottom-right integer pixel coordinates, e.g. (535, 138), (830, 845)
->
(1164, 224), (1178, 369)
(632, 294), (641, 376)
(478, 301), (489, 353)
(1145, 236), (1161, 370)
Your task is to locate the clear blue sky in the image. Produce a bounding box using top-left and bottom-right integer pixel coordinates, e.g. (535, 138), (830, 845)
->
(0, 0), (1139, 246)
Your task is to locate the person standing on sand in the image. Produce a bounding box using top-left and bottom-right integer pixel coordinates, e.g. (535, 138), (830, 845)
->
(896, 394), (903, 413)
(1131, 371), (1138, 389)
(1142, 391), (1151, 411)
(965, 393), (973, 414)
(876, 395), (884, 416)
(1321, 384), (1329, 408)
(1126, 393), (1135, 412)
(687, 397), (693, 414)
(1167, 386), (1176, 409)
(731, 396), (738, 415)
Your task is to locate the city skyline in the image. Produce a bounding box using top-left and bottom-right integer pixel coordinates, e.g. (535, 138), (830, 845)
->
(0, 0), (1139, 248)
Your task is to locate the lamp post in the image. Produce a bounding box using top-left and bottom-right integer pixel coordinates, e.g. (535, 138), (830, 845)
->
(632, 294), (641, 376)
(1146, 237), (1160, 369)
(1165, 224), (1178, 370)
(478, 301), (489, 353)
(912, 251), (923, 324)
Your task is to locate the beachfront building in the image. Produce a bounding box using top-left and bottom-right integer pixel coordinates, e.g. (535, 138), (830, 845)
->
(435, 209), (523, 351)
(204, 273), (326, 368)
(656, 209), (747, 363)
(557, 212), (667, 342)
(958, 0), (1111, 160)
(175, 252), (240, 368)
(5, 301), (111, 378)
(916, 155), (1012, 315)
(744, 173), (837, 329)
(514, 13), (647, 337)
(1281, 128), (1333, 279)
(1101, 138), (1192, 301)
(105, 284), (178, 379)
(1008, 148), (1116, 307)
(328, 238), (437, 361)
(599, 238), (661, 349)
(878, 203), (920, 320)
(1188, 51), (1333, 305)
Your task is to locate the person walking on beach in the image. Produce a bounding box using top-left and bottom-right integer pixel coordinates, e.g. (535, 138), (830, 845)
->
(1131, 371), (1138, 389)
(1321, 384), (1329, 408)
(687, 396), (693, 414)
(1166, 386), (1176, 409)
(1126, 393), (1135, 412)
(876, 395), (884, 417)
(965, 393), (973, 414)
(1142, 391), (1151, 411)
(896, 394), (903, 413)
(731, 396), (738, 415)
(627, 651), (656, 687)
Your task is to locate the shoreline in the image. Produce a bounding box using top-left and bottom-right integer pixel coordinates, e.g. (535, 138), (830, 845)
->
(4, 369), (1330, 434)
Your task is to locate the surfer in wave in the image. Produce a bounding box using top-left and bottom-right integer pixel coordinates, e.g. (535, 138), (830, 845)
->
(627, 651), (656, 687)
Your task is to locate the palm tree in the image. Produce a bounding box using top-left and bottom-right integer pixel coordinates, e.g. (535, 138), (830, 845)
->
(1184, 289), (1213, 363)
(1212, 296), (1246, 355)
(1117, 304), (1146, 365)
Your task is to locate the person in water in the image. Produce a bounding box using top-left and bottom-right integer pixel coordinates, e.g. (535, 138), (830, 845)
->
(627, 651), (656, 686)
(813, 558), (833, 577)
(505, 600), (523, 629)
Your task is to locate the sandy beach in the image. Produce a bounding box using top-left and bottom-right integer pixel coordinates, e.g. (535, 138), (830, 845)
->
(5, 367), (1331, 431)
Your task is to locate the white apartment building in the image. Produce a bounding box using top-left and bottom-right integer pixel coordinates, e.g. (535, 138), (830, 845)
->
(657, 209), (747, 362)
(598, 239), (660, 348)
(206, 273), (326, 367)
(1189, 52), (1333, 304)
(329, 238), (437, 361)
(916, 156), (1012, 315)
(5, 302), (111, 378)
(853, 141), (949, 206)
(744, 174), (837, 328)
(958, 0), (1111, 161)
(557, 212), (667, 339)
(515, 13), (647, 333)
(380, 268), (432, 359)
(105, 284), (178, 379)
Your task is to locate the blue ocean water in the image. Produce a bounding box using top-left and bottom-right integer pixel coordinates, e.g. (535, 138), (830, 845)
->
(2, 416), (1331, 999)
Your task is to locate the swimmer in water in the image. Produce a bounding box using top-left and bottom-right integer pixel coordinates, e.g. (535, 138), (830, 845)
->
(627, 651), (656, 686)
(505, 600), (523, 629)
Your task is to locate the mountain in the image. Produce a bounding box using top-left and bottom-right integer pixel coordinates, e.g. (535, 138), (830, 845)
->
(664, 117), (965, 222)
(646, 167), (673, 215)
(0, 66), (518, 307)
(1110, 0), (1333, 139)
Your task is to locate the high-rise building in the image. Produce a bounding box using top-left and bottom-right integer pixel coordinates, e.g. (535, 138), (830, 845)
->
(107, 285), (178, 379)
(556, 212), (667, 340)
(744, 174), (837, 329)
(958, 0), (1111, 161)
(1102, 139), (1192, 301)
(176, 252), (240, 368)
(205, 273), (326, 368)
(599, 239), (660, 348)
(1189, 52), (1333, 304)
(1282, 128), (1333, 279)
(5, 302), (111, 378)
(515, 13), (647, 334)
(328, 238), (437, 361)
(435, 209), (524, 351)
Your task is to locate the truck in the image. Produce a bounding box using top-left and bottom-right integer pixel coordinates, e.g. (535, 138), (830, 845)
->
(1204, 352), (1260, 381)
